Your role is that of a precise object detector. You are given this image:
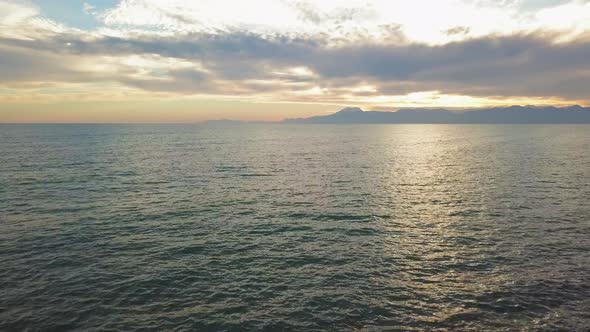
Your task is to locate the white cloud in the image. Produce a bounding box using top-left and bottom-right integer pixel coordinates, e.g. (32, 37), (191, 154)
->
(94, 0), (589, 44)
(74, 54), (203, 80)
(0, 0), (75, 40)
(534, 1), (590, 40)
(0, 0), (39, 25)
(83, 2), (97, 15)
(100, 0), (301, 33)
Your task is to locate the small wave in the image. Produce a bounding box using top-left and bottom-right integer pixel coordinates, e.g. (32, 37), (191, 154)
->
(282, 212), (391, 222)
(449, 209), (482, 217)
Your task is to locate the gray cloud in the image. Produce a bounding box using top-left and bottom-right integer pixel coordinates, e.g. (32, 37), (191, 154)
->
(1, 29), (589, 101)
(445, 26), (470, 36)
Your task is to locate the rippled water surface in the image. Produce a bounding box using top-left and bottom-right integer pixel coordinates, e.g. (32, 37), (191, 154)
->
(1, 124), (590, 331)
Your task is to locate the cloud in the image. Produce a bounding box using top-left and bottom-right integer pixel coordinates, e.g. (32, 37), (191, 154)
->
(445, 26), (470, 36)
(0, 1), (39, 25)
(1, 26), (590, 105)
(87, 0), (590, 45)
(83, 3), (97, 15)
(1, 0), (590, 108)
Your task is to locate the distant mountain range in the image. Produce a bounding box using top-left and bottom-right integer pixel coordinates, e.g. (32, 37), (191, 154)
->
(283, 106), (590, 124)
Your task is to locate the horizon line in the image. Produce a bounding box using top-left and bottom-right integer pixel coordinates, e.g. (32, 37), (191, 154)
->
(2, 104), (589, 124)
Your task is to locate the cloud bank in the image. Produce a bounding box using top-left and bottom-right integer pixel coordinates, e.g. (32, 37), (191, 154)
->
(1, 0), (590, 115)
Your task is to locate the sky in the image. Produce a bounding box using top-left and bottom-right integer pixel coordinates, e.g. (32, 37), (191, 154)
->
(1, 0), (590, 122)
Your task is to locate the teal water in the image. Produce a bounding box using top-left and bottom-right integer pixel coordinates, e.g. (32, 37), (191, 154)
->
(1, 124), (590, 331)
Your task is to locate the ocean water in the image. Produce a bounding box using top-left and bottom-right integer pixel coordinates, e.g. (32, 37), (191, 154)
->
(1, 124), (590, 331)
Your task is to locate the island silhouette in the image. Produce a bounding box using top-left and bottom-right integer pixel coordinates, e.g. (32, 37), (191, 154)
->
(284, 106), (590, 124)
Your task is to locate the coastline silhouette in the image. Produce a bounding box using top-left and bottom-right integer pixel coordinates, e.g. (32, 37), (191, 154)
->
(285, 106), (590, 124)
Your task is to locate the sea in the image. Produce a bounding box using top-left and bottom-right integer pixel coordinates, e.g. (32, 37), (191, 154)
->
(1, 124), (589, 331)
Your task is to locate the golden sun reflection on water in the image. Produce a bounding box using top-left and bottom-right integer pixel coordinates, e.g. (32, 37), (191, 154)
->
(371, 125), (515, 326)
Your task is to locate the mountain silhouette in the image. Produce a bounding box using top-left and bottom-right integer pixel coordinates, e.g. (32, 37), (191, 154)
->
(284, 106), (590, 124)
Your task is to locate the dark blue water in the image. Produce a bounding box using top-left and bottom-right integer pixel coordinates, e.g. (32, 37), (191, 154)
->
(1, 124), (590, 331)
